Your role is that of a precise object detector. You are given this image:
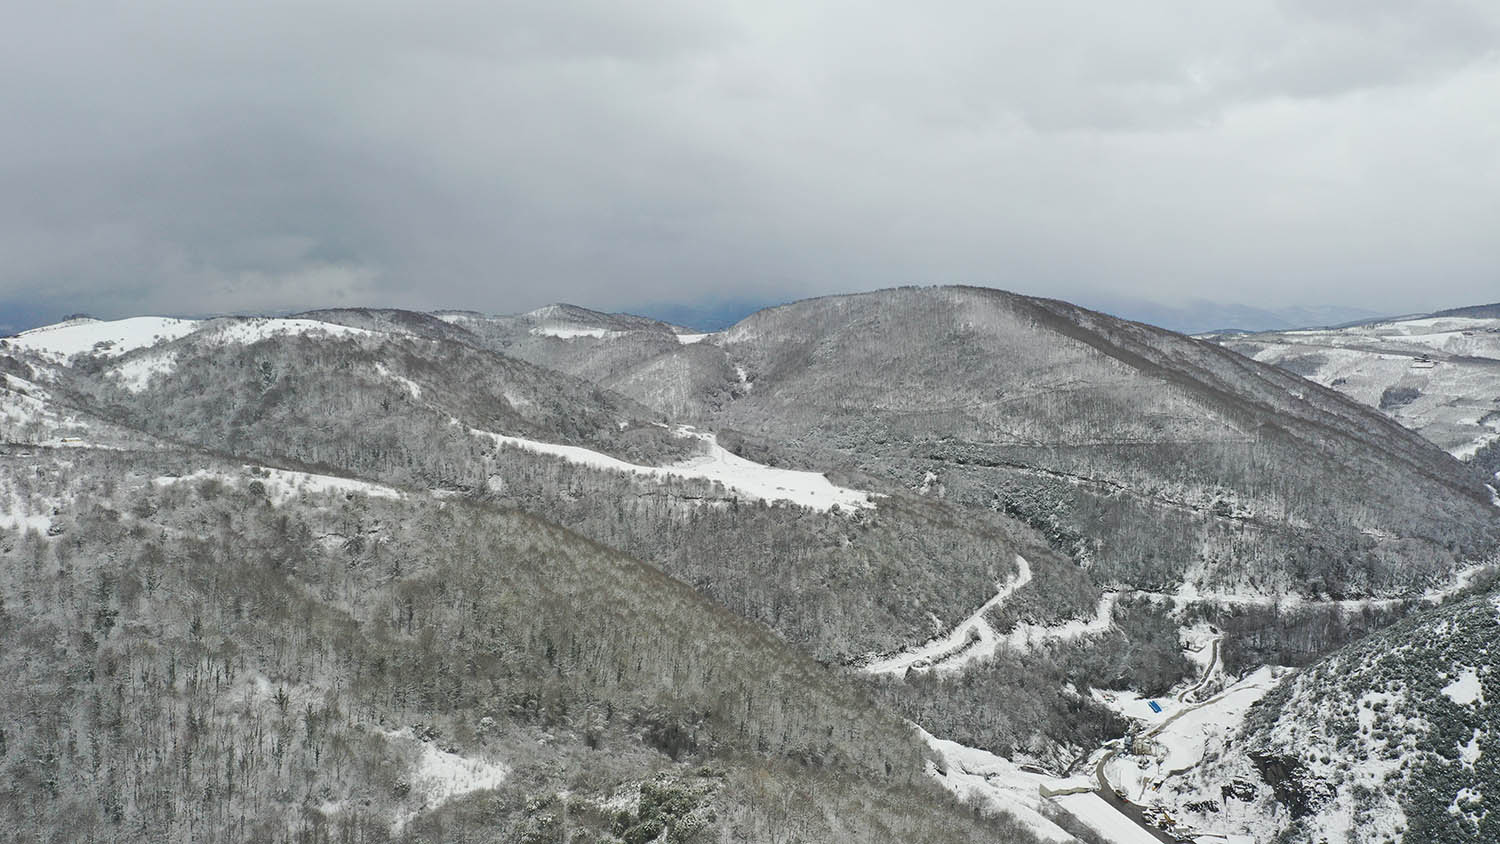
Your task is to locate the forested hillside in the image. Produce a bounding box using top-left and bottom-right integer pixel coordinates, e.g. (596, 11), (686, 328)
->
(0, 445), (1040, 843)
(4, 287), (1498, 843)
(701, 287), (1496, 597)
(1180, 581), (1500, 843)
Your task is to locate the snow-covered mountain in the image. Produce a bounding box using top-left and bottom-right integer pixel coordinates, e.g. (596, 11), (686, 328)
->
(3, 287), (1498, 843)
(1207, 309), (1500, 460)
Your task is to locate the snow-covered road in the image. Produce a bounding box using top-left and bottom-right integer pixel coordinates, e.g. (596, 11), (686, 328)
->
(864, 555), (1121, 676)
(864, 554), (1033, 675)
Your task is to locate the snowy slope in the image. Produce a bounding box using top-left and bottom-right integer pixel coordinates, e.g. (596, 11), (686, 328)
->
(473, 425), (876, 512)
(1210, 315), (1500, 457)
(198, 317), (373, 345)
(1186, 592), (1500, 843)
(918, 726), (1084, 843)
(153, 465), (403, 504)
(5, 316), (200, 363)
(382, 728), (508, 831)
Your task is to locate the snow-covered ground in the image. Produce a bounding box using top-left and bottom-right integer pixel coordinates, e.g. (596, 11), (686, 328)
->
(1049, 793), (1164, 844)
(473, 426), (876, 512)
(5, 316), (200, 362)
(9, 315), (381, 390)
(382, 728), (508, 831)
(529, 325), (625, 340)
(153, 466), (403, 504)
(1442, 667), (1484, 706)
(1209, 315), (1500, 457)
(675, 333), (712, 344)
(1106, 668), (1284, 796)
(0, 378), (93, 445)
(113, 351), (179, 393)
(1096, 666), (1288, 842)
(374, 362), (423, 399)
(0, 487), (57, 534)
(200, 317), (372, 346)
(918, 726), (1086, 843)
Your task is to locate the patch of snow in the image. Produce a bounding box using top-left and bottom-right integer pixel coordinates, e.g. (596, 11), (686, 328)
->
(201, 318), (372, 346)
(675, 333), (711, 344)
(1093, 689), (1174, 726)
(384, 728), (508, 830)
(6, 316), (200, 362)
(529, 325), (624, 340)
(1452, 432), (1500, 461)
(502, 390), (533, 409)
(112, 351), (179, 392)
(1049, 793), (1164, 844)
(0, 493), (54, 534)
(2, 373), (51, 400)
(917, 727), (1080, 843)
(1460, 729), (1484, 767)
(0, 384), (93, 445)
(1442, 668), (1484, 706)
(474, 426), (875, 512)
(153, 466), (402, 505)
(374, 362), (422, 399)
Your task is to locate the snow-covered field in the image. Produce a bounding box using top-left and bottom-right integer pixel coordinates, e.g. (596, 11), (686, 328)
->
(113, 351), (179, 393)
(1105, 667), (1284, 796)
(1093, 666), (1287, 843)
(5, 316), (201, 362)
(473, 426), (876, 512)
(200, 317), (373, 346)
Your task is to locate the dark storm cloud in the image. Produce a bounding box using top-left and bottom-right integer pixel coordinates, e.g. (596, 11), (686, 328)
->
(2, 1), (1497, 320)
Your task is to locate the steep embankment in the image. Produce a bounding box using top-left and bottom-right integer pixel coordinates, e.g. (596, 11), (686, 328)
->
(1184, 586), (1500, 843)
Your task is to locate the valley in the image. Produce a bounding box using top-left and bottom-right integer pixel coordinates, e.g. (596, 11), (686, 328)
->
(2, 287), (1498, 843)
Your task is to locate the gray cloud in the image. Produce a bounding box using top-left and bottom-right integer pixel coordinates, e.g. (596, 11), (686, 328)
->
(2, 1), (1497, 321)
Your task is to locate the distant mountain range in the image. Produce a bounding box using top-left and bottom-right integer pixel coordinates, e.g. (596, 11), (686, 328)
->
(1075, 295), (1391, 334)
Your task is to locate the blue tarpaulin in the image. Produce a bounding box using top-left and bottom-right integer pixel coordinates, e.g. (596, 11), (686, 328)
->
(1147, 700), (1163, 713)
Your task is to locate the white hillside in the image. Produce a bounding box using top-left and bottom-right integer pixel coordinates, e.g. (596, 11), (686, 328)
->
(198, 317), (374, 345)
(5, 316), (201, 362)
(472, 425), (876, 512)
(1211, 314), (1500, 458)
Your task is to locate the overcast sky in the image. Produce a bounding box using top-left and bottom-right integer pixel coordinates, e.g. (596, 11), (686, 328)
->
(3, 1), (1497, 322)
